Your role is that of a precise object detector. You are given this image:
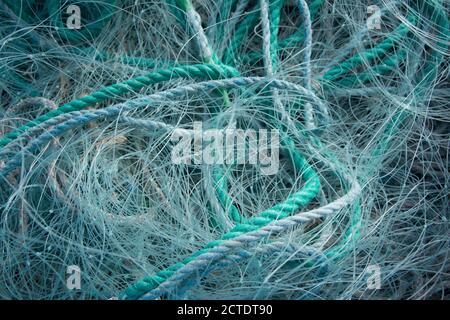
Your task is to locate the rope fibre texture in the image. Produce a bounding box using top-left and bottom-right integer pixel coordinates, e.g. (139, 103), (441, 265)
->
(0, 0), (448, 300)
(125, 0), (357, 299)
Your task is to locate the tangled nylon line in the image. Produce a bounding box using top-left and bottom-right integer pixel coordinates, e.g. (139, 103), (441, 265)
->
(0, 77), (326, 177)
(0, 0), (448, 300)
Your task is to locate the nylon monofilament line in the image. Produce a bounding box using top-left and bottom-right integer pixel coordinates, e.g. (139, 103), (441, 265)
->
(0, 0), (448, 300)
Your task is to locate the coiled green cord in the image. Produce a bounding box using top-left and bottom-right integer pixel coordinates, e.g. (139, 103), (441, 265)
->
(241, 0), (325, 64)
(0, 63), (239, 149)
(1, 0), (448, 300)
(322, 14), (418, 87)
(122, 0), (449, 299)
(122, 134), (321, 299)
(123, 0), (335, 299)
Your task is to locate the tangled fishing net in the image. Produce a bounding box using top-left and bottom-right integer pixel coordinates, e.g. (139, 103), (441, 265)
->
(0, 0), (449, 300)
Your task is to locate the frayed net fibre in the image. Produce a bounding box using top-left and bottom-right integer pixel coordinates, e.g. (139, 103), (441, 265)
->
(0, 0), (449, 300)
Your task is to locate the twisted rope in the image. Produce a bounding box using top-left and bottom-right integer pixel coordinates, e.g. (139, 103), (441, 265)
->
(0, 63), (239, 150)
(135, 178), (360, 300)
(296, 0), (315, 129)
(0, 77), (325, 177)
(182, 0), (214, 63)
(322, 14), (417, 82)
(142, 241), (331, 300)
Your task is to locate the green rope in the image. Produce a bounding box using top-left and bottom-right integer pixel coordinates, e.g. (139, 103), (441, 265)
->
(2, 0), (447, 301)
(242, 0), (325, 64)
(0, 64), (239, 149)
(323, 14), (417, 82)
(120, 2), (324, 299)
(122, 134), (321, 299)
